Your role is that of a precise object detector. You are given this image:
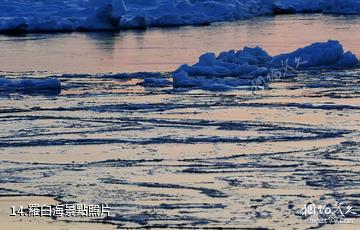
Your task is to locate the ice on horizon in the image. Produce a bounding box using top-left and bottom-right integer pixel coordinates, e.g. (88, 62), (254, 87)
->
(274, 0), (360, 14)
(1, 0), (360, 33)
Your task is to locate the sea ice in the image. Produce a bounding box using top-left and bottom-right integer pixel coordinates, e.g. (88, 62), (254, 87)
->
(273, 0), (328, 13)
(274, 0), (360, 14)
(1, 0), (360, 33)
(0, 0), (273, 33)
(324, 0), (360, 14)
(172, 40), (359, 90)
(271, 40), (359, 68)
(141, 77), (171, 87)
(0, 78), (61, 91)
(0, 0), (126, 33)
(120, 0), (273, 29)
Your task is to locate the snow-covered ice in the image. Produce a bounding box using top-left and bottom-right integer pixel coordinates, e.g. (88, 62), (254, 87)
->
(271, 40), (359, 68)
(0, 0), (124, 33)
(119, 0), (273, 28)
(172, 40), (359, 90)
(3, 0), (360, 33)
(0, 0), (273, 33)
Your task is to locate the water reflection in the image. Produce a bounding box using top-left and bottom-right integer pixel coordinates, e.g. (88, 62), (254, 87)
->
(85, 32), (118, 51)
(0, 14), (360, 74)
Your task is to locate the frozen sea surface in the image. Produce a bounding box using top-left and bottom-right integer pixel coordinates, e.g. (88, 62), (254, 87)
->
(0, 66), (359, 228)
(0, 14), (360, 228)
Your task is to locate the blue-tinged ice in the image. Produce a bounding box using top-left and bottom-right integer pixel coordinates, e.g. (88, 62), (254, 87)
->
(274, 0), (360, 14)
(1, 0), (360, 33)
(325, 0), (360, 14)
(0, 0), (273, 33)
(271, 40), (359, 68)
(175, 46), (272, 77)
(120, 0), (273, 28)
(141, 77), (171, 87)
(172, 40), (359, 91)
(0, 78), (61, 91)
(173, 71), (250, 91)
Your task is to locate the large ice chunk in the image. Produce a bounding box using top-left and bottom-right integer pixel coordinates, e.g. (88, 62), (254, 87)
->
(271, 40), (359, 68)
(175, 46), (272, 77)
(172, 40), (359, 91)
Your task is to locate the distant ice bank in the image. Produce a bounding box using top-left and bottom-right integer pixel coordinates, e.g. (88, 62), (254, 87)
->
(1, 0), (360, 33)
(172, 40), (359, 91)
(274, 0), (360, 14)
